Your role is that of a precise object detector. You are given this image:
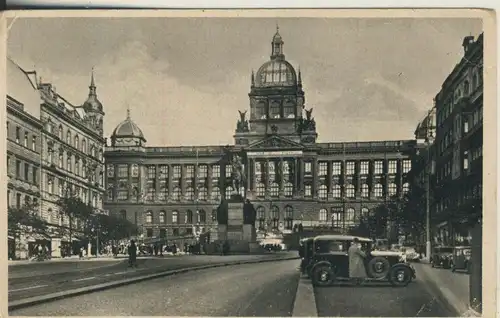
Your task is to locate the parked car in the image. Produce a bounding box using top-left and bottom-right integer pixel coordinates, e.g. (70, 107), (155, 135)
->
(306, 235), (416, 287)
(450, 246), (472, 273)
(431, 246), (454, 269)
(401, 246), (420, 262)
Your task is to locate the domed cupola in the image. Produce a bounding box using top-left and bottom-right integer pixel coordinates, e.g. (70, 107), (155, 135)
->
(110, 108), (146, 147)
(254, 26), (298, 88)
(83, 70), (104, 114)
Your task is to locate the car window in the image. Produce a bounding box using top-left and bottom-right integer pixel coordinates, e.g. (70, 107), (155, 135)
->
(315, 240), (345, 253)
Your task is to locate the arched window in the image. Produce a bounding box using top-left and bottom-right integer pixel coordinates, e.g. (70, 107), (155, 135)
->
(271, 205), (279, 229)
(47, 208), (53, 224)
(225, 186), (233, 199)
(120, 210), (127, 219)
(346, 184), (355, 198)
(58, 125), (63, 139)
(107, 186), (114, 201)
(270, 182), (279, 197)
(185, 187), (194, 201)
(91, 145), (96, 157)
(82, 139), (86, 153)
(74, 135), (79, 149)
(319, 208), (328, 222)
(472, 73), (478, 89)
(361, 184), (369, 198)
(284, 182), (293, 197)
(257, 206), (266, 230)
(59, 151), (64, 168)
(159, 211), (166, 223)
(158, 183), (168, 201)
(331, 211), (341, 228)
(284, 206), (293, 230)
(346, 208), (355, 226)
(172, 187), (181, 201)
(67, 155), (72, 172)
(403, 182), (410, 194)
(333, 185), (341, 198)
(199, 210), (206, 223)
(463, 80), (470, 95)
(211, 186), (221, 201)
(374, 184), (383, 197)
(270, 102), (280, 119)
(98, 149), (103, 162)
(82, 161), (87, 178)
(256, 182), (265, 197)
(146, 211), (153, 223)
(75, 158), (80, 176)
(388, 183), (397, 196)
(66, 131), (71, 144)
(361, 207), (369, 217)
(172, 211), (179, 224)
(198, 187), (208, 201)
(318, 185), (327, 200)
(186, 210), (193, 223)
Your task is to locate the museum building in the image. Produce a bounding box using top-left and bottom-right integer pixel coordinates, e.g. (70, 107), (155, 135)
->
(103, 28), (415, 242)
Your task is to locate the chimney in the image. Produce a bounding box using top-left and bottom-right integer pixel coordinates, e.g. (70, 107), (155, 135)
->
(462, 36), (475, 53)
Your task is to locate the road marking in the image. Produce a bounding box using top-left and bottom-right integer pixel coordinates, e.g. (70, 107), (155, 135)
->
(72, 276), (95, 282)
(113, 271), (128, 275)
(292, 277), (318, 317)
(9, 284), (48, 293)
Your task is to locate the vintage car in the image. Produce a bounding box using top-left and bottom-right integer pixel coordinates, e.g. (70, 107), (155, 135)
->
(307, 235), (416, 287)
(450, 246), (472, 273)
(431, 246), (454, 269)
(401, 246), (420, 262)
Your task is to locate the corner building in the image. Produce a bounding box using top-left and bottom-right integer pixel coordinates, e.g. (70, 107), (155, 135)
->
(104, 29), (415, 242)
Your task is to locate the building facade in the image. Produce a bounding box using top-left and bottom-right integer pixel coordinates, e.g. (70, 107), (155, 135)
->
(6, 59), (43, 259)
(38, 72), (107, 256)
(432, 33), (483, 246)
(104, 29), (415, 243)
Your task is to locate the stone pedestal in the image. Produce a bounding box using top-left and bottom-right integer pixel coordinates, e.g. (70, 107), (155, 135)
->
(243, 224), (257, 242)
(217, 224), (228, 241)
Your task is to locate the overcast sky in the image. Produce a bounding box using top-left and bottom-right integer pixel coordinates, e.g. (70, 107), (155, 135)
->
(7, 17), (482, 146)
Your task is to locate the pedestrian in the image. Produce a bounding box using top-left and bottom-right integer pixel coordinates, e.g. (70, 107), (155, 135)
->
(128, 240), (137, 267)
(348, 238), (367, 286)
(172, 243), (178, 255)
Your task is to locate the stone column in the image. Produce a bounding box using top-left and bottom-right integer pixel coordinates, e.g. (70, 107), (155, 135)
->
(155, 165), (160, 202)
(327, 161), (333, 198)
(265, 159), (270, 197)
(246, 158), (252, 191)
(294, 158), (299, 196)
(279, 158), (285, 197)
(299, 158), (304, 192)
(127, 164), (132, 201)
(312, 158), (318, 198)
(181, 165), (186, 200)
(250, 159), (256, 191)
(168, 164), (173, 201)
(207, 164), (213, 200)
(355, 161), (361, 198)
(194, 163), (199, 198)
(369, 159), (375, 198)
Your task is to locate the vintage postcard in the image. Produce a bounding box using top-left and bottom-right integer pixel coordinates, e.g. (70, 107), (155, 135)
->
(1, 9), (496, 318)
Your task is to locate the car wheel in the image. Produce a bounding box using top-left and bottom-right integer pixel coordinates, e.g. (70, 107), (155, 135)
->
(389, 266), (413, 287)
(312, 265), (335, 287)
(367, 257), (391, 279)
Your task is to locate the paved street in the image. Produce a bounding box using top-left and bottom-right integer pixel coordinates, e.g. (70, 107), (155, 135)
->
(10, 259), (456, 317)
(8, 253), (296, 303)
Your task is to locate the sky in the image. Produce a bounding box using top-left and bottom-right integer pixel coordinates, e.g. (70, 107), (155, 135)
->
(7, 17), (483, 146)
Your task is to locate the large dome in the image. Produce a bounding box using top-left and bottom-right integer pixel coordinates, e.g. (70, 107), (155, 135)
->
(255, 60), (297, 88)
(111, 111), (145, 140)
(254, 27), (298, 88)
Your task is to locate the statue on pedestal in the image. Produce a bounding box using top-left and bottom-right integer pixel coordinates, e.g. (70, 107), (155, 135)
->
(230, 153), (245, 197)
(236, 110), (249, 132)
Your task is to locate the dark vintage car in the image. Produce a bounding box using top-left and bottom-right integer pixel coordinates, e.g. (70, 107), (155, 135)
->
(307, 235), (416, 287)
(431, 246), (454, 269)
(450, 246), (472, 273)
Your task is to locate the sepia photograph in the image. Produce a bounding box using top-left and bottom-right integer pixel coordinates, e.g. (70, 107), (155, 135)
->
(2, 10), (494, 317)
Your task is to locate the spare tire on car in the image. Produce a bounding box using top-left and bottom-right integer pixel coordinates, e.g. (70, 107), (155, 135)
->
(367, 256), (391, 279)
(312, 264), (336, 287)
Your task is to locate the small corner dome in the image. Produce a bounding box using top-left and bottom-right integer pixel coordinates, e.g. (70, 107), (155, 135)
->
(111, 116), (145, 140)
(83, 95), (103, 113)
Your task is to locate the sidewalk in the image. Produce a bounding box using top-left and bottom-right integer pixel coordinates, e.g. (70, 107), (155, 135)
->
(413, 261), (480, 317)
(8, 255), (120, 266)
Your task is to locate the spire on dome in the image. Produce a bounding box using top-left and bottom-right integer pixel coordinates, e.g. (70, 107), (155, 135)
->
(298, 67), (302, 85)
(126, 105), (131, 120)
(271, 25), (284, 60)
(251, 70), (255, 86)
(89, 67), (97, 96)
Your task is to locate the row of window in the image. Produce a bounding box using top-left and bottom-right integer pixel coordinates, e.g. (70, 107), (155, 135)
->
(7, 156), (39, 185)
(253, 102), (296, 120)
(7, 123), (38, 152)
(44, 174), (101, 208)
(438, 106), (482, 157)
(435, 183), (482, 214)
(436, 66), (482, 127)
(139, 209), (208, 224)
(7, 190), (39, 210)
(107, 159), (412, 181)
(45, 148), (104, 185)
(45, 118), (102, 160)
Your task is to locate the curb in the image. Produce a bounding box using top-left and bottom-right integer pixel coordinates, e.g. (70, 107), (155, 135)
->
(413, 263), (468, 317)
(8, 256), (299, 311)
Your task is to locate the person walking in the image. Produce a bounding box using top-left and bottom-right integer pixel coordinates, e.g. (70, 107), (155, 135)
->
(128, 240), (137, 268)
(348, 238), (367, 286)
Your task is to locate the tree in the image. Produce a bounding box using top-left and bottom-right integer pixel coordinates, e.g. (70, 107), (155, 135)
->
(85, 213), (139, 246)
(8, 202), (49, 259)
(57, 195), (94, 252)
(348, 215), (371, 238)
(396, 184), (427, 244)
